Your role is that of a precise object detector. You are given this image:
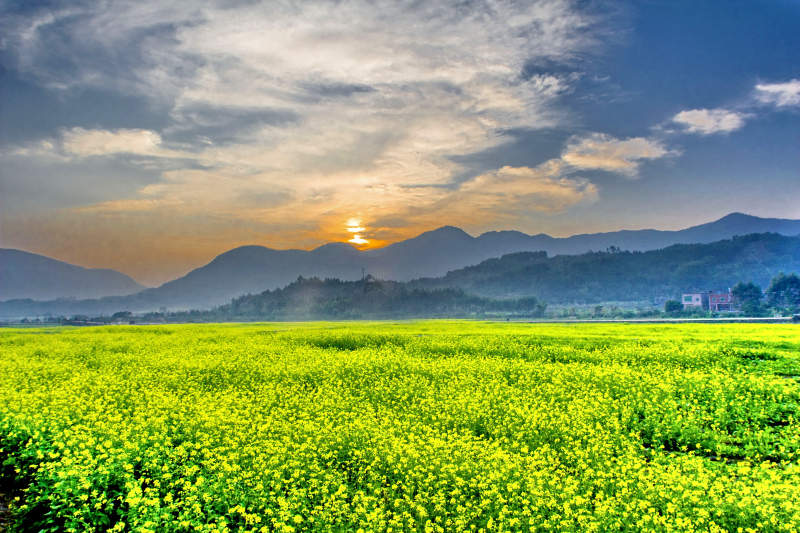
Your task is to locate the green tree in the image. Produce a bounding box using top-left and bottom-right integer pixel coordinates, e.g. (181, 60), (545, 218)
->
(731, 281), (763, 315)
(766, 273), (800, 310)
(664, 300), (683, 314)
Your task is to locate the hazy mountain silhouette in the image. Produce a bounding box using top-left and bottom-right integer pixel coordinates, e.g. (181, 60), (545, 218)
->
(143, 244), (365, 309)
(539, 213), (800, 255)
(3, 231), (799, 318)
(2, 212), (800, 312)
(0, 249), (145, 300)
(412, 232), (800, 303)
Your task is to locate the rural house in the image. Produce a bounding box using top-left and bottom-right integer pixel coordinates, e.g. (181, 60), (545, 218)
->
(682, 290), (737, 312)
(708, 291), (735, 312)
(682, 292), (707, 310)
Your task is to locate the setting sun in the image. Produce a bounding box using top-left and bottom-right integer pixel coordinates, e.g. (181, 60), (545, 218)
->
(348, 234), (369, 245)
(346, 218), (369, 245)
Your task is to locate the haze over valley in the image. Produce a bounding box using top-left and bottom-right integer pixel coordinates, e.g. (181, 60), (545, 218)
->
(3, 212), (799, 318)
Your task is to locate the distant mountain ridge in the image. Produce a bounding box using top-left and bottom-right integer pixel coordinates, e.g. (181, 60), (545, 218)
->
(0, 249), (145, 301)
(132, 212), (800, 309)
(413, 232), (800, 304)
(2, 212), (800, 312)
(3, 231), (799, 318)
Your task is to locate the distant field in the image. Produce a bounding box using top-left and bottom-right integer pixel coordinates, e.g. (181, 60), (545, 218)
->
(1, 322), (799, 532)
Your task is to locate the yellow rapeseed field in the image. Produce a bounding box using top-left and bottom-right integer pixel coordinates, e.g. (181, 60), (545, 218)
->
(0, 321), (799, 532)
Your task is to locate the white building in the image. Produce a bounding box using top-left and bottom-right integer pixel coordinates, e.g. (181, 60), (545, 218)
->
(682, 293), (707, 310)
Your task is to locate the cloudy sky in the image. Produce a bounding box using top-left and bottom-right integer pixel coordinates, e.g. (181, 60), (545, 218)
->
(1, 0), (799, 285)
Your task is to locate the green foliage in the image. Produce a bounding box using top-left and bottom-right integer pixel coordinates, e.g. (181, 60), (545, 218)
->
(1, 322), (800, 531)
(732, 281), (765, 316)
(732, 281), (762, 305)
(664, 300), (683, 314)
(203, 277), (546, 320)
(767, 272), (800, 311)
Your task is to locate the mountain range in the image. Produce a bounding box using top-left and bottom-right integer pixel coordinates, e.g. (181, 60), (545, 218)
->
(0, 249), (144, 301)
(414, 232), (800, 303)
(5, 231), (798, 319)
(2, 212), (800, 314)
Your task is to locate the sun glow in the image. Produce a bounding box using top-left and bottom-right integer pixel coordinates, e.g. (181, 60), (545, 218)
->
(346, 218), (369, 246)
(348, 234), (369, 245)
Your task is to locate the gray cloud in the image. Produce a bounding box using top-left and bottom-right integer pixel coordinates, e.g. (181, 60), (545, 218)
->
(2, 1), (598, 157)
(300, 82), (376, 100)
(165, 104), (300, 147)
(0, 151), (162, 212)
(0, 74), (170, 147)
(1, 0), (612, 280)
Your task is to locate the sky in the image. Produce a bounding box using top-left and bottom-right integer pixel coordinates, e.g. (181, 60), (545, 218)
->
(1, 0), (799, 286)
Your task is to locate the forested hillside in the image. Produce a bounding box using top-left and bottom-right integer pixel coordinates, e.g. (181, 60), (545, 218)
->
(413, 233), (800, 303)
(199, 277), (546, 320)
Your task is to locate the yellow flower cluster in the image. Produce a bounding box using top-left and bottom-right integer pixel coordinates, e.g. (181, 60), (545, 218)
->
(0, 321), (798, 531)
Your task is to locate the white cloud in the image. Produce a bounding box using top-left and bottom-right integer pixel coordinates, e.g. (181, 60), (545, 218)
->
(61, 128), (170, 157)
(755, 79), (800, 107)
(1, 1), (598, 193)
(672, 108), (749, 135)
(561, 133), (672, 177)
(458, 163), (598, 213)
